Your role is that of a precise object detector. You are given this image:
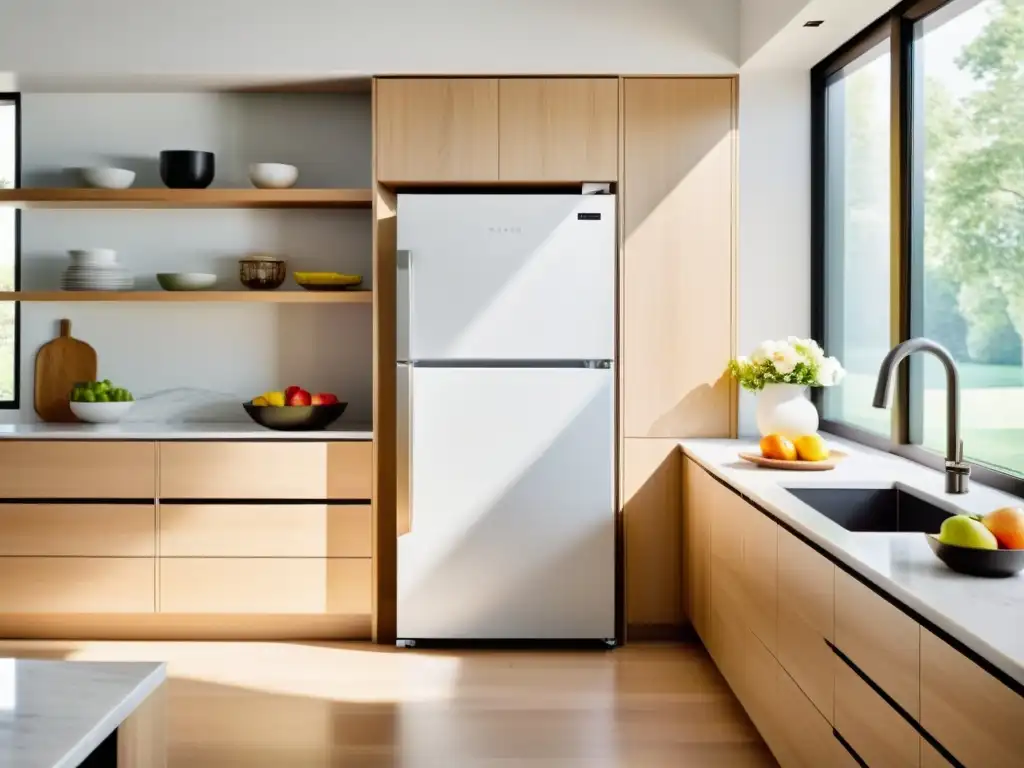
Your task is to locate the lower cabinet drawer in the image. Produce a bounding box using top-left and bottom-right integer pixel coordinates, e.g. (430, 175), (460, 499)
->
(773, 664), (834, 768)
(159, 504), (371, 558)
(0, 558), (155, 613)
(921, 628), (1024, 768)
(159, 558), (371, 614)
(0, 504), (155, 557)
(159, 442), (328, 499)
(835, 568), (920, 719)
(835, 655), (920, 768)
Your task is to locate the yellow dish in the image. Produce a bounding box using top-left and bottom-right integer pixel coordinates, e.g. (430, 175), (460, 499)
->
(293, 272), (363, 291)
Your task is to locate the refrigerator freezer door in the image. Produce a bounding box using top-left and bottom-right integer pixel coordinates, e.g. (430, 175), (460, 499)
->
(397, 366), (615, 640)
(397, 194), (615, 361)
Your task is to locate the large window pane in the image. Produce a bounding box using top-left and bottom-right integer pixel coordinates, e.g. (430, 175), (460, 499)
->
(914, 0), (1024, 477)
(0, 100), (14, 405)
(821, 39), (892, 435)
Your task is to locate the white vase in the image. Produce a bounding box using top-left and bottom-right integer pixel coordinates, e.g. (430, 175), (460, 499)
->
(756, 383), (819, 439)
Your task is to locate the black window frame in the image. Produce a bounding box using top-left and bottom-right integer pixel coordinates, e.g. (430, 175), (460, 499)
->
(0, 92), (19, 410)
(811, 0), (1024, 498)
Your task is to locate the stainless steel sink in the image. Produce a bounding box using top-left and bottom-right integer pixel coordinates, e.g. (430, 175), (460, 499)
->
(784, 487), (953, 533)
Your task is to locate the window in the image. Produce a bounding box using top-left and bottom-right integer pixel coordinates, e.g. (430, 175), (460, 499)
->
(0, 95), (16, 406)
(820, 38), (892, 437)
(814, 0), (1024, 494)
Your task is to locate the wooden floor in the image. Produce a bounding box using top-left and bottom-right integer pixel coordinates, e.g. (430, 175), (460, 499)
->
(0, 640), (775, 767)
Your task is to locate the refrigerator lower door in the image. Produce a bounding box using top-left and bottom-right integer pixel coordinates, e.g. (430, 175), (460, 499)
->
(397, 194), (615, 361)
(397, 366), (615, 640)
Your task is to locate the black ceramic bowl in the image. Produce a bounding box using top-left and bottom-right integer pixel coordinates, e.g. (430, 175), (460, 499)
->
(160, 150), (215, 189)
(243, 402), (347, 431)
(927, 535), (1024, 578)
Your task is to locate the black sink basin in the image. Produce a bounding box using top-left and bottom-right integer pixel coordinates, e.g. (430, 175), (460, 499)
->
(784, 487), (953, 533)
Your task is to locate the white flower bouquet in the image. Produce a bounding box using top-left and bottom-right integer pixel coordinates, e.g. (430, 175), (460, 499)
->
(729, 337), (846, 393)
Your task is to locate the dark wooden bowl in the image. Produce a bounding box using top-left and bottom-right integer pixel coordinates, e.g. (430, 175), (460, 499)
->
(243, 402), (347, 431)
(927, 535), (1024, 578)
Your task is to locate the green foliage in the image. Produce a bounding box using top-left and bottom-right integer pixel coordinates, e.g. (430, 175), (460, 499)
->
(927, 0), (1024, 358)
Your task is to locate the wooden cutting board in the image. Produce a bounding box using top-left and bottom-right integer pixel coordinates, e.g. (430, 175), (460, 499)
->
(35, 319), (97, 422)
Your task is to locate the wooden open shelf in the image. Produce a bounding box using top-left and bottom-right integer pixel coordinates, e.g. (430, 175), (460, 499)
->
(0, 188), (373, 209)
(0, 291), (373, 304)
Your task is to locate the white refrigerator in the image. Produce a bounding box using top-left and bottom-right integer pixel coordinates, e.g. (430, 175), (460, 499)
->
(396, 193), (616, 642)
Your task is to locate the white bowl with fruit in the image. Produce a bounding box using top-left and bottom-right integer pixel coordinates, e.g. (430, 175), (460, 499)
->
(69, 380), (135, 423)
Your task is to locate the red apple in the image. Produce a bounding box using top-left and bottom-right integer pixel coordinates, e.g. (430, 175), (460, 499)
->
(310, 393), (324, 406)
(284, 385), (302, 401)
(318, 393), (338, 405)
(286, 388), (311, 406)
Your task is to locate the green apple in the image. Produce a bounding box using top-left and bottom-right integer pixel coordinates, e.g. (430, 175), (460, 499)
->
(938, 515), (998, 550)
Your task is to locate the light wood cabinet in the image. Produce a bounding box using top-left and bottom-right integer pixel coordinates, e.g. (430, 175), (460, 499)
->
(0, 504), (155, 557)
(0, 558), (155, 613)
(775, 664), (836, 768)
(835, 656), (921, 767)
(498, 78), (618, 181)
(159, 558), (371, 614)
(376, 78), (499, 182)
(159, 442), (327, 499)
(777, 527), (835, 722)
(708, 468), (744, 671)
(741, 497), (777, 656)
(622, 78), (735, 439)
(921, 738), (955, 768)
(623, 439), (682, 632)
(835, 568), (920, 719)
(159, 504), (371, 558)
(920, 628), (1024, 768)
(682, 458), (711, 643)
(743, 626), (779, 749)
(0, 441), (155, 498)
(327, 441), (374, 500)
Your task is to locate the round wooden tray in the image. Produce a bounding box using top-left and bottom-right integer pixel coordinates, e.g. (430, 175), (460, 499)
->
(738, 450), (847, 471)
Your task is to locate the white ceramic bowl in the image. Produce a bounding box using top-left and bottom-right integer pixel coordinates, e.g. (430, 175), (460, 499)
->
(249, 163), (299, 189)
(68, 248), (118, 267)
(81, 167), (136, 190)
(70, 401), (134, 424)
(157, 272), (217, 291)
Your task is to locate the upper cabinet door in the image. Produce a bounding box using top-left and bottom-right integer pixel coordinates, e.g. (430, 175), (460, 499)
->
(498, 79), (619, 182)
(622, 78), (736, 438)
(376, 79), (499, 182)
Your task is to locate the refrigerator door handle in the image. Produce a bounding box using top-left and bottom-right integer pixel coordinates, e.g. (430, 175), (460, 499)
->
(396, 362), (412, 536)
(396, 249), (411, 363)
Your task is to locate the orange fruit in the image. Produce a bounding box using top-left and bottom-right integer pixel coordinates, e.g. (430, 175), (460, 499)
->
(760, 434), (797, 461)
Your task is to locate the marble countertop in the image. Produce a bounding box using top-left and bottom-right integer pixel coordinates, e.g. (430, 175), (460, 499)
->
(0, 659), (166, 768)
(681, 437), (1024, 688)
(0, 422), (373, 440)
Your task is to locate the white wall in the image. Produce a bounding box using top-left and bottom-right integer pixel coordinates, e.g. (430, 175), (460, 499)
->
(736, 68), (812, 435)
(0, 0), (739, 79)
(12, 92), (373, 425)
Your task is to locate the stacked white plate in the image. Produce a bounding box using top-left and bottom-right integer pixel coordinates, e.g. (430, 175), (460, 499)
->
(61, 249), (134, 291)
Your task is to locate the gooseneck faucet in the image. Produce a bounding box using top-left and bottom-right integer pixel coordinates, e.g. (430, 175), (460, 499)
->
(872, 338), (970, 494)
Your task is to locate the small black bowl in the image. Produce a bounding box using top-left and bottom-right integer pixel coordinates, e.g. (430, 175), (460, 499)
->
(927, 535), (1024, 578)
(243, 402), (347, 431)
(160, 150), (215, 189)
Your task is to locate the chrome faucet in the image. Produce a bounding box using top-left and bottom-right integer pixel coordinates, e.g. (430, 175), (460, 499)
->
(872, 338), (970, 494)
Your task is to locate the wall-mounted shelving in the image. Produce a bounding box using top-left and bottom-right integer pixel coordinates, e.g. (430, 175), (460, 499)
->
(0, 290), (372, 303)
(0, 188), (373, 209)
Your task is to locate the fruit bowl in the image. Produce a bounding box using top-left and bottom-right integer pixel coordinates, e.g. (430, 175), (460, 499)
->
(70, 401), (134, 424)
(243, 402), (347, 431)
(926, 535), (1024, 578)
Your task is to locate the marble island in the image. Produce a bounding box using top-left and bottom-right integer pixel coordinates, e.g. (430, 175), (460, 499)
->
(0, 660), (166, 767)
(681, 437), (1024, 689)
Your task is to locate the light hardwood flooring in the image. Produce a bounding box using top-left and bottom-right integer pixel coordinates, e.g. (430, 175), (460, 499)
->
(0, 640), (775, 767)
